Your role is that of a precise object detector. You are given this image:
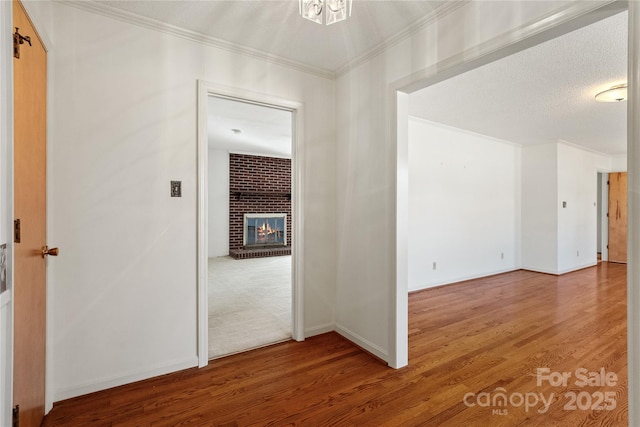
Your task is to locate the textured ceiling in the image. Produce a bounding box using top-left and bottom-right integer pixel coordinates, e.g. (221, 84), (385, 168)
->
(409, 10), (628, 155)
(95, 0), (449, 75)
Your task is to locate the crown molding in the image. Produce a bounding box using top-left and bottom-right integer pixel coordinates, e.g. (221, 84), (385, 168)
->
(56, 0), (336, 80)
(557, 138), (624, 157)
(408, 115), (523, 149)
(336, 1), (469, 76)
(58, 0), (466, 82)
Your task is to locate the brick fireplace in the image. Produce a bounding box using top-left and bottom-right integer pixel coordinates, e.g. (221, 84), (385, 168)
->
(229, 153), (292, 259)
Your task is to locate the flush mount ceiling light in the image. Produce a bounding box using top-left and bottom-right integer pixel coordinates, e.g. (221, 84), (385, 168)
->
(595, 84), (628, 102)
(299, 0), (352, 25)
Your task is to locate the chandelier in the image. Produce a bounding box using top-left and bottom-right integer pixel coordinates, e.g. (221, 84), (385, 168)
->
(299, 0), (352, 25)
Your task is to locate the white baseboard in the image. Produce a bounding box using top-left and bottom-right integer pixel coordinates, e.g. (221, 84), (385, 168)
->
(305, 322), (335, 338)
(410, 262), (600, 291)
(556, 262), (598, 275)
(409, 267), (519, 292)
(519, 261), (599, 276)
(53, 356), (198, 403)
(335, 324), (389, 363)
(519, 266), (559, 275)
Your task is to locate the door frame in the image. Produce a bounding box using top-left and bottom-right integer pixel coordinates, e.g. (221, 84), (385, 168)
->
(0, 2), (15, 425)
(196, 80), (305, 367)
(599, 172), (609, 262)
(18, 1), (54, 414)
(608, 171), (628, 263)
(0, 0), (54, 420)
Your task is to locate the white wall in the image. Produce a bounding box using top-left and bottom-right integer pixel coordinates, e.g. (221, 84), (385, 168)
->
(521, 142), (621, 274)
(408, 120), (622, 282)
(521, 144), (559, 273)
(49, 3), (336, 401)
(556, 143), (608, 273)
(611, 155), (627, 171)
(408, 118), (520, 290)
(22, 1), (54, 40)
(335, 0), (609, 365)
(208, 149), (229, 258)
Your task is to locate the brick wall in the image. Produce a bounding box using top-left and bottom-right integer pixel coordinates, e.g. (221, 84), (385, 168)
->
(229, 154), (292, 250)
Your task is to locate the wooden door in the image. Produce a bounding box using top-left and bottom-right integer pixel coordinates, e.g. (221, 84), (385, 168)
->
(608, 172), (627, 263)
(13, 1), (47, 426)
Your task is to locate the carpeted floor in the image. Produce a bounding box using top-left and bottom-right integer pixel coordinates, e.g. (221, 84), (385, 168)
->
(208, 255), (291, 359)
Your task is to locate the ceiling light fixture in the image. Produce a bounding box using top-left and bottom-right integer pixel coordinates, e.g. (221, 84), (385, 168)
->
(299, 0), (352, 25)
(595, 84), (628, 102)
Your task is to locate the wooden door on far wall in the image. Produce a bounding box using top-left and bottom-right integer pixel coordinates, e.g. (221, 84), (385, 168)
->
(608, 172), (627, 264)
(13, 1), (48, 426)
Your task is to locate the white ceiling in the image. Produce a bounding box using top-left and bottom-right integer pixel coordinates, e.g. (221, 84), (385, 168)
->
(409, 10), (628, 156)
(95, 0), (449, 75)
(208, 97), (292, 157)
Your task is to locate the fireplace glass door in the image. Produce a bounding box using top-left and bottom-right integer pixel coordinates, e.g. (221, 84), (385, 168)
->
(243, 213), (287, 247)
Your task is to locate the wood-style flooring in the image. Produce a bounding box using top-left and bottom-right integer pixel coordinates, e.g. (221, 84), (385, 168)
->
(43, 263), (628, 426)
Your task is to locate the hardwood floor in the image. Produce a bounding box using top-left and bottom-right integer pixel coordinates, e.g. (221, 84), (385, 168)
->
(43, 263), (627, 426)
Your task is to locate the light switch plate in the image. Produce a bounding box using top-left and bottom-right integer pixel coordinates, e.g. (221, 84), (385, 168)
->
(171, 181), (182, 197)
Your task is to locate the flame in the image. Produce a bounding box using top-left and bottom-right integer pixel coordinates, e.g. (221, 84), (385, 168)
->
(257, 220), (281, 242)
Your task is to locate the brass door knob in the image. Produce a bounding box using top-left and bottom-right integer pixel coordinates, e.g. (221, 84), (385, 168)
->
(42, 246), (59, 258)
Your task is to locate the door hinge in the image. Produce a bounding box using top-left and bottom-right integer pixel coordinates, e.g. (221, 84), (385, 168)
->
(13, 27), (31, 59)
(606, 212), (609, 218)
(12, 405), (19, 427)
(14, 219), (20, 243)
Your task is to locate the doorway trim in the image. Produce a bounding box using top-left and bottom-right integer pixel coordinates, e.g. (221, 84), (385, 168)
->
(0, 2), (14, 425)
(2, 0), (56, 417)
(196, 80), (305, 367)
(599, 172), (609, 262)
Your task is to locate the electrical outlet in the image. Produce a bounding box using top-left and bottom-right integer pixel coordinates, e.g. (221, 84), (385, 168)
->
(432, 262), (437, 270)
(577, 250), (580, 257)
(501, 252), (504, 260)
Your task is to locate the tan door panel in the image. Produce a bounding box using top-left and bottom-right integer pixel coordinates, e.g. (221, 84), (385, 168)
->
(13, 1), (47, 425)
(608, 172), (627, 264)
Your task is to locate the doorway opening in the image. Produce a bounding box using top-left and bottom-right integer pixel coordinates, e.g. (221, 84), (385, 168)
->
(598, 172), (608, 262)
(196, 83), (304, 365)
(608, 171), (628, 264)
(11, 2), (49, 425)
(207, 96), (293, 358)
(392, 2), (629, 368)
